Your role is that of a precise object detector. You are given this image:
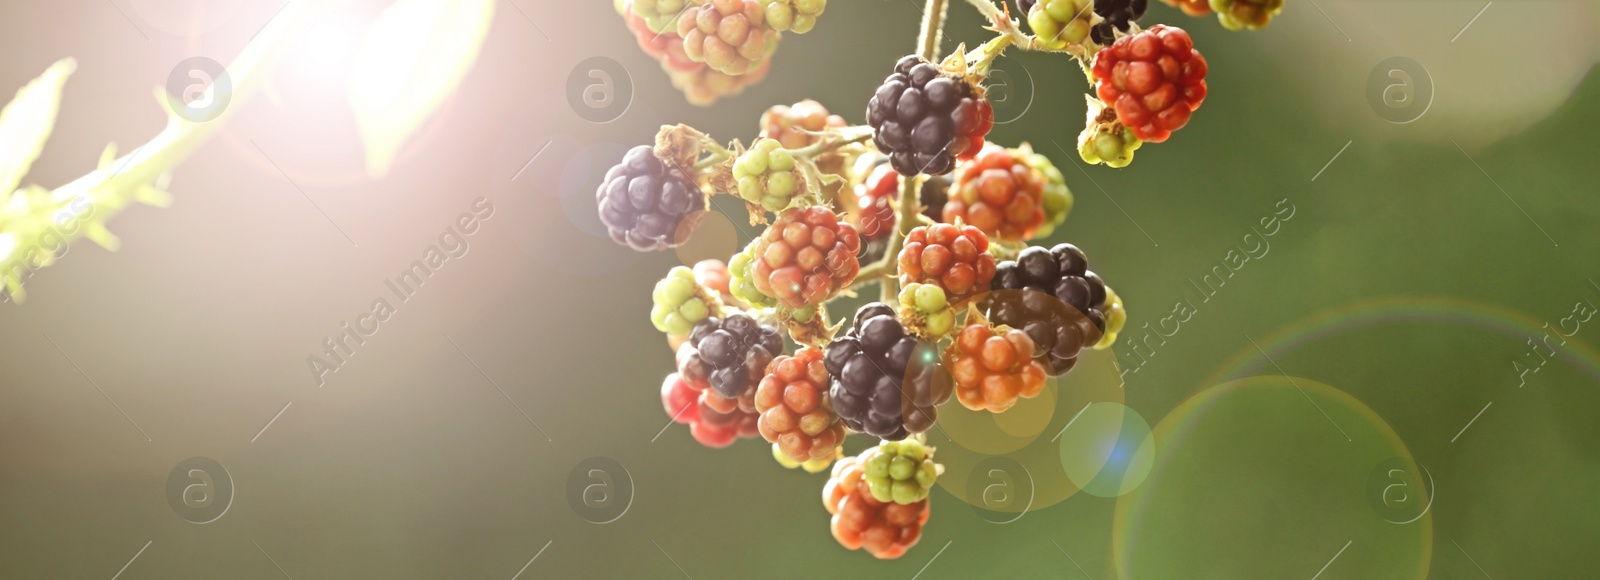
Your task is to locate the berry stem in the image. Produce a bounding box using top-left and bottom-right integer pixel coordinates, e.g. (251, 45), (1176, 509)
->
(879, 173), (923, 302)
(918, 0), (949, 62)
(963, 0), (1095, 59)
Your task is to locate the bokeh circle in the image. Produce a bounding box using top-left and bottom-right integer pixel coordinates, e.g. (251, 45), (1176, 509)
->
(1112, 376), (1431, 579)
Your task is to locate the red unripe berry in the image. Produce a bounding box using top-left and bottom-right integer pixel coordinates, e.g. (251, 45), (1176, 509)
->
(898, 224), (997, 305)
(1091, 25), (1208, 143)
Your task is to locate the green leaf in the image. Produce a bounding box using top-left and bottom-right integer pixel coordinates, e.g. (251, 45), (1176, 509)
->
(0, 58), (75, 198)
(348, 0), (494, 178)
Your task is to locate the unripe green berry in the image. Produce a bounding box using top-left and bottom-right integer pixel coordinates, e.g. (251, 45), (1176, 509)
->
(650, 266), (715, 336)
(924, 309), (954, 337)
(888, 455), (915, 480)
(860, 439), (939, 505)
(891, 480), (920, 504)
(866, 452), (891, 478)
(765, 3), (794, 30)
(914, 284), (947, 312)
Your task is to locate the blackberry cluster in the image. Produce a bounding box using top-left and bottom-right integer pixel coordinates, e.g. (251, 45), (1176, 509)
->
(987, 244), (1108, 376)
(867, 56), (994, 177)
(661, 372), (760, 448)
(944, 143), (1048, 242)
(677, 313), (784, 399)
(1023, 0), (1096, 50)
(597, 145), (704, 251)
(1090, 0), (1148, 45)
(825, 303), (953, 440)
(734, 138), (804, 213)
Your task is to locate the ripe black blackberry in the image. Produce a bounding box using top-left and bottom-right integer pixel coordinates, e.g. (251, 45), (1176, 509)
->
(824, 303), (953, 440)
(597, 145), (705, 251)
(1016, 0), (1038, 15)
(987, 244), (1110, 376)
(1090, 0), (1148, 45)
(867, 56), (994, 177)
(677, 313), (785, 400)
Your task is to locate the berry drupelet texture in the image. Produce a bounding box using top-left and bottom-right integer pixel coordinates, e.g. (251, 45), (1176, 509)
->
(1091, 24), (1207, 143)
(1090, 0), (1149, 45)
(987, 243), (1110, 376)
(860, 439), (939, 505)
(597, 145), (704, 251)
(867, 55), (994, 177)
(944, 143), (1049, 242)
(755, 347), (846, 464)
(734, 206), (861, 310)
(825, 303), (953, 440)
(944, 322), (1048, 412)
(824, 453), (931, 559)
(676, 313), (784, 400)
(898, 223), (997, 306)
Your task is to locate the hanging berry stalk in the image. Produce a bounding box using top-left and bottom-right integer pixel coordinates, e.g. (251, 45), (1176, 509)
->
(600, 0), (1279, 561)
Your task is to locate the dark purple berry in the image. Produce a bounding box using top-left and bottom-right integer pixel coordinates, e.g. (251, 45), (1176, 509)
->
(986, 244), (1115, 377)
(866, 55), (994, 177)
(678, 315), (783, 399)
(826, 302), (953, 440)
(597, 145), (704, 251)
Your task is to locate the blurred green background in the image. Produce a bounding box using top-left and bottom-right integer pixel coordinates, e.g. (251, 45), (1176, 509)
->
(1, 0), (1597, 578)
